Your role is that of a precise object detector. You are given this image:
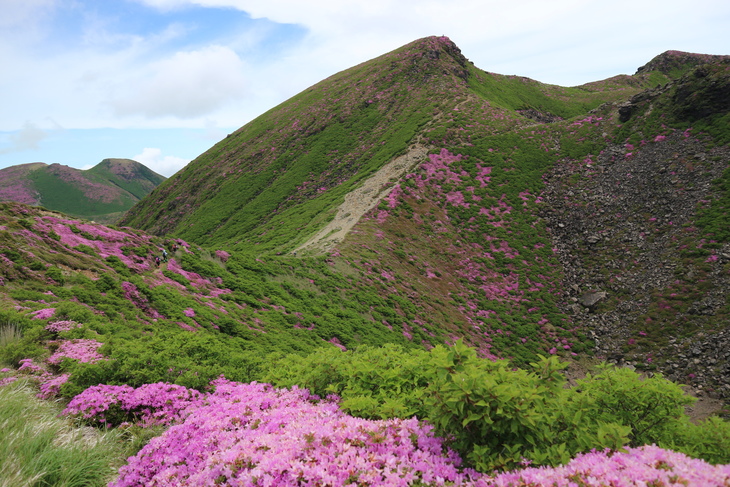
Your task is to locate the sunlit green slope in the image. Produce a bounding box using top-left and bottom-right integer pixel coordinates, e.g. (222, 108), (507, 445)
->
(0, 158), (165, 224)
(120, 36), (647, 251)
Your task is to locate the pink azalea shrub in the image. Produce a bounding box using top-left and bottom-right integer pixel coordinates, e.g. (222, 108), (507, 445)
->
(63, 382), (203, 427)
(16, 358), (72, 399)
(17, 358), (45, 375)
(37, 373), (70, 399)
(30, 308), (56, 320)
(111, 380), (479, 487)
(62, 377), (730, 486)
(45, 320), (82, 333)
(47, 339), (105, 365)
(486, 445), (730, 487)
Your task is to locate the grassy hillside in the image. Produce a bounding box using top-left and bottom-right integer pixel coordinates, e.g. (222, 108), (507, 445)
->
(0, 159), (165, 224)
(2, 37), (730, 485)
(118, 36), (730, 383)
(120, 37), (647, 251)
(2, 203), (730, 484)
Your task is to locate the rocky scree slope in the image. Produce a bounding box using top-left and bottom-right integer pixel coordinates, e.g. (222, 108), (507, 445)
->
(541, 59), (730, 402)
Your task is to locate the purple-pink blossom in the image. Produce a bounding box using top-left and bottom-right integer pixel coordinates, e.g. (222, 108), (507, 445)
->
(47, 339), (105, 365)
(30, 308), (56, 320)
(45, 320), (82, 333)
(111, 380), (475, 487)
(60, 377), (730, 487)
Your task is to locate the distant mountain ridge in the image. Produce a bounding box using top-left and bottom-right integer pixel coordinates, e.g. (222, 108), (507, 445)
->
(0, 158), (165, 223)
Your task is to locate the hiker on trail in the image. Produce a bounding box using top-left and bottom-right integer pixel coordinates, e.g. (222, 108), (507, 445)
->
(155, 256), (161, 266)
(162, 249), (168, 262)
(171, 243), (178, 252)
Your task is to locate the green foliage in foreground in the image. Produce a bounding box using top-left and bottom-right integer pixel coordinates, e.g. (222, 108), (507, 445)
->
(264, 341), (730, 471)
(0, 379), (124, 486)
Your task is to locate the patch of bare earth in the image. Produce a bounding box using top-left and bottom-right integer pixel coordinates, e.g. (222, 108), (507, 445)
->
(294, 144), (429, 255)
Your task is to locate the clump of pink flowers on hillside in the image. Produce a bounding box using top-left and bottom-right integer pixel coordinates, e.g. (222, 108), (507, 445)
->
(0, 318), (106, 400)
(47, 339), (104, 365)
(57, 379), (730, 487)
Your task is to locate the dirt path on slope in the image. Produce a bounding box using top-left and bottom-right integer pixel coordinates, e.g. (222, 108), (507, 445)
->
(293, 144), (429, 255)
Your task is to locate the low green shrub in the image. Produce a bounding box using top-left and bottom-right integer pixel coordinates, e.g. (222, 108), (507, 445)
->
(263, 341), (730, 472)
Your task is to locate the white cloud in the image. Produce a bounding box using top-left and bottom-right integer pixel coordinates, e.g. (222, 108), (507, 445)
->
(2, 0), (730, 170)
(0, 0), (56, 29)
(132, 147), (190, 176)
(110, 45), (248, 119)
(134, 0), (730, 88)
(0, 121), (52, 155)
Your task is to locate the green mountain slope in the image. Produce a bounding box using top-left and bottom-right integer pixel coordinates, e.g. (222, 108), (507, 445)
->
(2, 36), (730, 483)
(0, 159), (165, 224)
(119, 37), (730, 398)
(121, 37), (649, 249)
(1, 36), (728, 401)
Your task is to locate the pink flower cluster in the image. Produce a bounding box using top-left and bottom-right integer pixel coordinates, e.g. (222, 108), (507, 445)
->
(66, 377), (729, 487)
(30, 308), (56, 320)
(45, 320), (82, 333)
(18, 358), (45, 375)
(111, 379), (476, 487)
(16, 358), (70, 399)
(166, 258), (231, 297)
(37, 216), (158, 272)
(487, 445), (730, 487)
(37, 373), (70, 399)
(215, 249), (231, 262)
(122, 281), (165, 319)
(47, 339), (105, 365)
(63, 382), (204, 427)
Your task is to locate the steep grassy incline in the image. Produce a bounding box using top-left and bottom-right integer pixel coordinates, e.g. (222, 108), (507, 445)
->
(0, 159), (165, 224)
(120, 37), (645, 252)
(120, 37), (465, 247)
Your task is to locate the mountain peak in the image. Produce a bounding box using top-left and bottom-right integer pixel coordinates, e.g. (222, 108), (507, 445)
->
(635, 50), (730, 78)
(0, 159), (165, 223)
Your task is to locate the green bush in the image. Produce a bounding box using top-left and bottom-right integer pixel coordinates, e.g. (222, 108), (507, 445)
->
(45, 265), (65, 285)
(425, 342), (628, 471)
(574, 364), (695, 447)
(662, 416), (730, 465)
(263, 341), (730, 472)
(264, 343), (431, 419)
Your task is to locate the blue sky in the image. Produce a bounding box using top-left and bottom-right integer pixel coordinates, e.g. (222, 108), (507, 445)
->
(1, 0), (729, 177)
